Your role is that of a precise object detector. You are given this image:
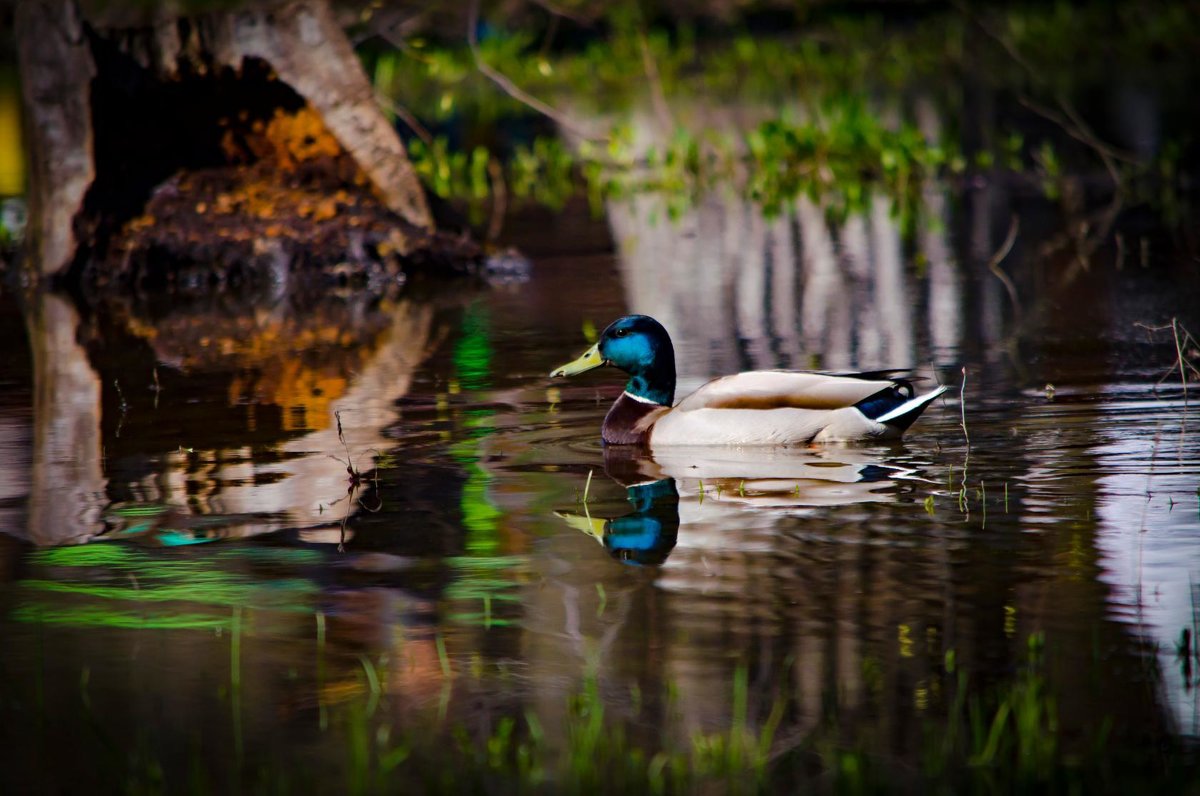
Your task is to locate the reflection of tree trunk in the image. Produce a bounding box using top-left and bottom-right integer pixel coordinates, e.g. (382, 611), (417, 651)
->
(123, 298), (440, 542)
(766, 212), (802, 366)
(796, 196), (852, 368)
(26, 293), (106, 545)
(206, 300), (437, 536)
(869, 193), (914, 368)
(839, 214), (882, 364)
(915, 95), (964, 366)
(15, 0), (431, 279)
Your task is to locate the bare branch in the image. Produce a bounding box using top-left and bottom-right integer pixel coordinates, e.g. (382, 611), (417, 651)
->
(467, 0), (605, 143)
(958, 3), (1140, 188)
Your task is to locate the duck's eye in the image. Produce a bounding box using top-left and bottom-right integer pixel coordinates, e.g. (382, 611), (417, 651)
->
(613, 328), (628, 338)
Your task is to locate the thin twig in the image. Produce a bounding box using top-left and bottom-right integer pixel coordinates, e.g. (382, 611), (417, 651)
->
(1036, 194), (1124, 283)
(113, 378), (128, 412)
(957, 367), (971, 517)
(467, 0), (603, 142)
(151, 367), (161, 410)
(959, 367), (970, 449)
(355, 5), (432, 46)
(959, 3), (1139, 188)
(639, 31), (673, 132)
(334, 410), (356, 477)
(1172, 318), (1189, 407)
(1134, 319), (1200, 396)
(375, 92), (434, 146)
(986, 214), (1022, 326)
(537, 9), (560, 58)
(1018, 96), (1129, 187)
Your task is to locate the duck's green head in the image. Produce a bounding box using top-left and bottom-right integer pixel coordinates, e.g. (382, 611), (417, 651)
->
(550, 315), (676, 405)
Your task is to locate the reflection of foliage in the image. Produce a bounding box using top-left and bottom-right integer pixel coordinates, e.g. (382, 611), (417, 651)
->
(454, 432), (503, 546)
(449, 304), (502, 546)
(444, 555), (524, 628)
(453, 305), (493, 392)
(14, 544), (321, 630)
(443, 305), (512, 608)
(330, 664), (784, 793)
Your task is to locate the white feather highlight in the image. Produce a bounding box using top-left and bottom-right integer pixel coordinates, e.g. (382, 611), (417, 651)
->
(874, 385), (948, 424)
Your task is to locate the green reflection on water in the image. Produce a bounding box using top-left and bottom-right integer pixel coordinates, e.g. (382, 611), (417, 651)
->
(12, 605), (231, 630)
(21, 575), (314, 607)
(445, 557), (525, 628)
(14, 544), (321, 630)
(452, 416), (503, 548)
(449, 305), (504, 554)
(35, 544), (137, 567)
(453, 305), (493, 392)
(442, 306), (517, 624)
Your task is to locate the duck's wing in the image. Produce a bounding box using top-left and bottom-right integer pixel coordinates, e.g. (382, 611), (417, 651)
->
(673, 371), (896, 412)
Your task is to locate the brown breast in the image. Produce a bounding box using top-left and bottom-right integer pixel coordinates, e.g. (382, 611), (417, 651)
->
(602, 393), (669, 446)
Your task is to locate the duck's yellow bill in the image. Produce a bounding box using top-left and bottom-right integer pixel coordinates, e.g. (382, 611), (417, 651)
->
(554, 510), (608, 543)
(549, 343), (604, 377)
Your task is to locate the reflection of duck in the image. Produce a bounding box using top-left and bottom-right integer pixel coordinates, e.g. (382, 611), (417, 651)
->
(557, 478), (679, 567)
(604, 443), (907, 510)
(649, 445), (904, 509)
(558, 443), (915, 566)
(551, 315), (946, 445)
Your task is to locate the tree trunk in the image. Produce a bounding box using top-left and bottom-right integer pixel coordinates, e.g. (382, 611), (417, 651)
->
(16, 0), (435, 281)
(15, 1), (96, 279)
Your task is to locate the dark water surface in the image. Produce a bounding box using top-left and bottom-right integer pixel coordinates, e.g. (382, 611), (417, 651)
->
(1, 191), (1199, 790)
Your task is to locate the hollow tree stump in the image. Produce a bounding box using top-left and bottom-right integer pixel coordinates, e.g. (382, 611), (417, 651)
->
(16, 0), (439, 282)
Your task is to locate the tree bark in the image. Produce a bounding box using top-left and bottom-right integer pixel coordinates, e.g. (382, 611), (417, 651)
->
(15, 1), (96, 278)
(176, 1), (432, 230)
(16, 0), (434, 281)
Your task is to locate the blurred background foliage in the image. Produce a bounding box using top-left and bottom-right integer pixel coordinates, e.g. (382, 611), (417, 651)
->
(347, 0), (1197, 225)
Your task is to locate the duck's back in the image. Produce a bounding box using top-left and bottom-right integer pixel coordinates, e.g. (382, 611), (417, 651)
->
(672, 371), (894, 411)
(651, 371), (901, 446)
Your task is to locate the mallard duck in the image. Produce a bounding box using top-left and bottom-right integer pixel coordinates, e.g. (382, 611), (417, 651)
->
(550, 315), (946, 446)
